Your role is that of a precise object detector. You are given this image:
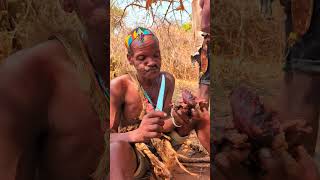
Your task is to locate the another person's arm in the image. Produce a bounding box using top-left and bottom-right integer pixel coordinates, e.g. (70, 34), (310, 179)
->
(200, 0), (210, 33)
(192, 107), (210, 152)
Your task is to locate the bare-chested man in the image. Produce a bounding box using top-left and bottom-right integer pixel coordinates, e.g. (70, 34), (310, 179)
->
(0, 0), (108, 179)
(110, 27), (210, 179)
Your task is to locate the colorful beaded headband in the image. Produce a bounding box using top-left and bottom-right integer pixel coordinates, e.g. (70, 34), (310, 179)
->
(125, 27), (154, 48)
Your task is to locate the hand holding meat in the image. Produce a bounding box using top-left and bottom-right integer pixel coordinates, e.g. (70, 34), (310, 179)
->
(172, 90), (209, 125)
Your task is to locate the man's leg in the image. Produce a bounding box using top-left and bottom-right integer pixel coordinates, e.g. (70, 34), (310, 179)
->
(110, 141), (137, 180)
(279, 70), (320, 155)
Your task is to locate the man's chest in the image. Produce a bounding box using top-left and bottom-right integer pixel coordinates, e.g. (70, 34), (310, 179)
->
(47, 67), (107, 134)
(122, 88), (144, 122)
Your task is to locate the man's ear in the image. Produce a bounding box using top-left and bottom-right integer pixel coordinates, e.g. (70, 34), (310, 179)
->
(60, 0), (75, 13)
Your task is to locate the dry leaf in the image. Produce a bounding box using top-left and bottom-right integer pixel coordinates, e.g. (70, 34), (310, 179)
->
(176, 0), (185, 11)
(146, 0), (158, 10)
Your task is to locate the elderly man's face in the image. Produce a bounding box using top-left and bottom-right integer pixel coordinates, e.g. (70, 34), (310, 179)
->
(60, 0), (107, 33)
(127, 35), (162, 80)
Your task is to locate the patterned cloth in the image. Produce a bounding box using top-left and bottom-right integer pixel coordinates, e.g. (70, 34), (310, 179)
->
(124, 27), (155, 49)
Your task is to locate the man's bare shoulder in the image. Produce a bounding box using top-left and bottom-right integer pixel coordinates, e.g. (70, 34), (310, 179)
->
(2, 39), (69, 73)
(0, 40), (72, 105)
(110, 74), (132, 98)
(110, 74), (132, 88)
(161, 71), (175, 85)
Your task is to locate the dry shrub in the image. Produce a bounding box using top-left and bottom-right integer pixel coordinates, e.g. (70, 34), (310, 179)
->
(0, 0), (82, 61)
(213, 0), (285, 62)
(212, 0), (287, 117)
(111, 25), (199, 81)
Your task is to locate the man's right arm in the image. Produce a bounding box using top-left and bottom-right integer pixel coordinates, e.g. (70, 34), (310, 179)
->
(109, 77), (139, 143)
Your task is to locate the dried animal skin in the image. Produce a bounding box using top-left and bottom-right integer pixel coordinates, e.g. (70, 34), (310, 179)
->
(178, 154), (210, 163)
(119, 125), (198, 179)
(152, 138), (198, 177)
(183, 138), (209, 155)
(135, 142), (172, 179)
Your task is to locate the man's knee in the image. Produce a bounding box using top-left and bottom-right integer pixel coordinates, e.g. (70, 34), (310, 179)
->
(110, 141), (133, 154)
(110, 141), (136, 169)
(110, 141), (136, 163)
(110, 141), (137, 176)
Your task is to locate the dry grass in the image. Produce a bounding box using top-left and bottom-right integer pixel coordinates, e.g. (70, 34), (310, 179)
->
(212, 0), (286, 119)
(0, 0), (82, 61)
(213, 0), (286, 90)
(213, 0), (285, 62)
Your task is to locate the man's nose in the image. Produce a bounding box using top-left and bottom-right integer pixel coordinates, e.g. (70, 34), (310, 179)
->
(145, 57), (157, 66)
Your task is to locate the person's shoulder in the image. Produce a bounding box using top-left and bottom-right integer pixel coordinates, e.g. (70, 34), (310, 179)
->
(0, 40), (69, 105)
(161, 71), (175, 84)
(3, 39), (69, 71)
(110, 74), (131, 95)
(111, 74), (131, 87)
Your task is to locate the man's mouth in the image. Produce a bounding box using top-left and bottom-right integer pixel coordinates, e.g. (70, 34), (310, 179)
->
(144, 67), (159, 72)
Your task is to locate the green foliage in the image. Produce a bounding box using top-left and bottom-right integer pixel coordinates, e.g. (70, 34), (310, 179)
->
(181, 22), (192, 32)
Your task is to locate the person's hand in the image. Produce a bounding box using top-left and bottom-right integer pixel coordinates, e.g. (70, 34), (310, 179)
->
(258, 146), (320, 180)
(191, 105), (209, 122)
(132, 111), (167, 142)
(171, 103), (197, 137)
(171, 97), (209, 126)
(171, 107), (191, 127)
(214, 148), (254, 180)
